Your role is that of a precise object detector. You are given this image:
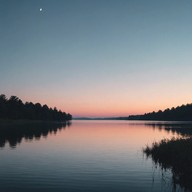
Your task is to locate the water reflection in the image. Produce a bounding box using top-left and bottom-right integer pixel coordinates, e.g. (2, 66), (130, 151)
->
(0, 121), (71, 148)
(144, 122), (192, 137)
(1, 120), (192, 192)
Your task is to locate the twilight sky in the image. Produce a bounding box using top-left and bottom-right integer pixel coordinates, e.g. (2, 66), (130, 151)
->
(1, 0), (192, 117)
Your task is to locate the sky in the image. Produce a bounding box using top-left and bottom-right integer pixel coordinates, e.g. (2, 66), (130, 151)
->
(1, 0), (192, 117)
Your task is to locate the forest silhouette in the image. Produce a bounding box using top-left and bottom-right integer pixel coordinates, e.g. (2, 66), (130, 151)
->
(128, 103), (192, 121)
(0, 94), (72, 121)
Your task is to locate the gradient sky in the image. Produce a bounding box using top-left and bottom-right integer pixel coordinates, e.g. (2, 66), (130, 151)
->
(1, 0), (192, 117)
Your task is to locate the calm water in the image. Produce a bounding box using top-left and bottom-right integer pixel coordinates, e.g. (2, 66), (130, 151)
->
(0, 120), (189, 192)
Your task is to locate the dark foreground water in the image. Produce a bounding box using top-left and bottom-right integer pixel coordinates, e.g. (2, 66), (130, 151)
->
(0, 120), (189, 192)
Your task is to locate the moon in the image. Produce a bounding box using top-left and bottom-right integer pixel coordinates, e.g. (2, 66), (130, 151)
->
(40, 8), (43, 12)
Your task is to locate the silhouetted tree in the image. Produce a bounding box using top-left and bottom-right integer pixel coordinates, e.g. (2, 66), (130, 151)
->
(0, 94), (72, 121)
(128, 103), (192, 121)
(0, 94), (7, 119)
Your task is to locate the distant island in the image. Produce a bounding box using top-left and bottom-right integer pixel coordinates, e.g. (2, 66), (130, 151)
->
(0, 94), (72, 122)
(75, 103), (192, 121)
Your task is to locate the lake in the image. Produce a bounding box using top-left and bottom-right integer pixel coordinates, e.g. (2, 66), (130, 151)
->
(0, 120), (189, 192)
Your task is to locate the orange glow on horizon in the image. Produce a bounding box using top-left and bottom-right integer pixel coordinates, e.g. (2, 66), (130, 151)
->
(16, 91), (192, 118)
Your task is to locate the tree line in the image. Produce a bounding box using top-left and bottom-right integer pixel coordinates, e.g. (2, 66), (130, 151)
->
(0, 94), (72, 121)
(128, 103), (192, 121)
